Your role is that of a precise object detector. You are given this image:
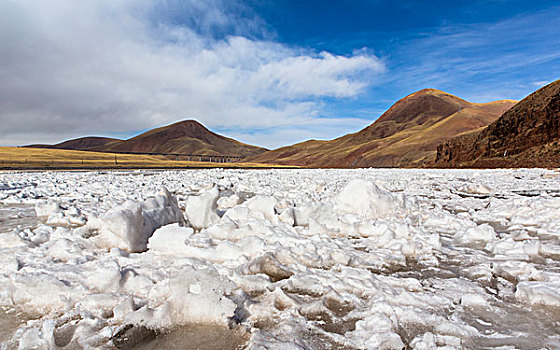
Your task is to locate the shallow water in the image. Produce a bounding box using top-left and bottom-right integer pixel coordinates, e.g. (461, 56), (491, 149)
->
(135, 324), (248, 350)
(0, 307), (41, 349)
(0, 204), (38, 234)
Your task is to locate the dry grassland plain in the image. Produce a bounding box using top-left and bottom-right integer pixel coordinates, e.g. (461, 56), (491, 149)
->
(0, 147), (285, 170)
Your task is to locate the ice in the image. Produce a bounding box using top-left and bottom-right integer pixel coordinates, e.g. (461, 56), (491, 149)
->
(333, 179), (403, 219)
(1, 168), (560, 349)
(410, 332), (437, 350)
(128, 267), (237, 328)
(0, 230), (28, 249)
(185, 186), (220, 230)
(10, 272), (83, 312)
(85, 187), (185, 252)
(457, 183), (492, 195)
(147, 223), (194, 254)
(454, 223), (496, 245)
(34, 200), (60, 218)
(216, 193), (241, 210)
(243, 195), (278, 222)
(515, 280), (560, 306)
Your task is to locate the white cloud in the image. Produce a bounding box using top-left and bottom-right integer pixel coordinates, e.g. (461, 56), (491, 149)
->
(532, 80), (551, 87)
(0, 0), (384, 147)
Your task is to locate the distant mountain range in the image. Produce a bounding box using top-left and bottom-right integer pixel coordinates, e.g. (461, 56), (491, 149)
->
(434, 79), (560, 168)
(26, 81), (559, 168)
(245, 89), (515, 167)
(27, 120), (268, 157)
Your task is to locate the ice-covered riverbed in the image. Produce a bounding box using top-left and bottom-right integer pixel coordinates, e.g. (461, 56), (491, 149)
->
(1, 168), (560, 349)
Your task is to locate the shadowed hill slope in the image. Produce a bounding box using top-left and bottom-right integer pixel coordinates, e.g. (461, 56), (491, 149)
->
(434, 80), (560, 168)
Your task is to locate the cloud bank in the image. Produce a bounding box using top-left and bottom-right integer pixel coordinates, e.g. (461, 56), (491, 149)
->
(0, 0), (384, 147)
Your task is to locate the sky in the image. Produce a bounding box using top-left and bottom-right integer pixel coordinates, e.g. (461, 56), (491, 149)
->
(1, 0), (559, 149)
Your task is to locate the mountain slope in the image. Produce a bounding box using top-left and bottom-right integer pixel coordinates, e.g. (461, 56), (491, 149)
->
(26, 120), (267, 157)
(98, 120), (267, 157)
(434, 80), (560, 168)
(26, 136), (123, 150)
(248, 89), (516, 167)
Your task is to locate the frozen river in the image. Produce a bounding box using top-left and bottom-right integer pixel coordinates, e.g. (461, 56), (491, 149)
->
(1, 168), (559, 349)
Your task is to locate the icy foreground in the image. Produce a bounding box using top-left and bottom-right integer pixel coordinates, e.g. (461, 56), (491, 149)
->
(1, 168), (560, 349)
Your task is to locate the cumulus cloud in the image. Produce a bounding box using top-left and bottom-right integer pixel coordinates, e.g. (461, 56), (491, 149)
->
(0, 0), (384, 147)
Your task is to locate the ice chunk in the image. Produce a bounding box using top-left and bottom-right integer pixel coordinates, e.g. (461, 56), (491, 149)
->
(35, 200), (87, 227)
(460, 293), (489, 308)
(454, 223), (496, 245)
(516, 281), (560, 306)
(35, 200), (61, 218)
(333, 179), (400, 219)
(243, 195), (278, 222)
(350, 313), (405, 349)
(492, 261), (546, 282)
(132, 268), (237, 328)
(30, 226), (53, 245)
(486, 238), (540, 257)
(89, 187), (185, 252)
(242, 254), (294, 282)
(11, 273), (83, 312)
(147, 223), (194, 254)
(0, 230), (28, 249)
(87, 258), (123, 292)
(220, 195), (279, 226)
(410, 332), (437, 350)
(278, 207), (295, 226)
(293, 202), (333, 228)
(185, 186), (220, 230)
(17, 321), (56, 350)
(46, 238), (84, 262)
(457, 183), (492, 195)
(216, 193), (241, 210)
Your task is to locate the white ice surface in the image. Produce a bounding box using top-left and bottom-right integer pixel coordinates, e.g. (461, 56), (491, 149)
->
(1, 168), (560, 349)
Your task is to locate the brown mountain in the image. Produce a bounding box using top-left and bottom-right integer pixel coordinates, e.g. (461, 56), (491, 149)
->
(27, 120), (267, 157)
(434, 80), (560, 168)
(26, 136), (123, 150)
(247, 89), (516, 167)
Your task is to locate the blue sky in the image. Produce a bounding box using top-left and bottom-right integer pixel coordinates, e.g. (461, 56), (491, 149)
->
(1, 0), (559, 148)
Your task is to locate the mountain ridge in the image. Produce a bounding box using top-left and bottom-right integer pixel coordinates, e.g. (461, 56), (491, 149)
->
(26, 136), (123, 151)
(434, 80), (560, 168)
(247, 89), (516, 167)
(25, 120), (268, 157)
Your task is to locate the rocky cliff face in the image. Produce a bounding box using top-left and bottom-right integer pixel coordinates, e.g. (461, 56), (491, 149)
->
(434, 80), (560, 168)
